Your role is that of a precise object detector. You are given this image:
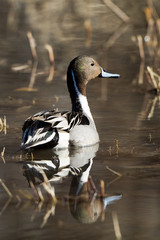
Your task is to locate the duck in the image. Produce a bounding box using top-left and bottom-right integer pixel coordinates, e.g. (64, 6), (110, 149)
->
(21, 55), (120, 150)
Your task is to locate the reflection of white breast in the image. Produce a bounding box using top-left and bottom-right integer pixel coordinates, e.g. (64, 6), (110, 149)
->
(70, 124), (99, 147)
(70, 143), (99, 168)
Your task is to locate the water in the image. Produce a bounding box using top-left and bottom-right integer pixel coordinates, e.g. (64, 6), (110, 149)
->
(0, 0), (160, 239)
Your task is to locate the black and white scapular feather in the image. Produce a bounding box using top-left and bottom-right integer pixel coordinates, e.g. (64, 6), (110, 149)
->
(22, 110), (90, 149)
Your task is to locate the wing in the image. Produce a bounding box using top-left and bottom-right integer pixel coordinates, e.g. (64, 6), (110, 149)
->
(21, 110), (89, 149)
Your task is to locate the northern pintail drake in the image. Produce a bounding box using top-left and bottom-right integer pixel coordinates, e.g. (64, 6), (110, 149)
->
(21, 56), (120, 150)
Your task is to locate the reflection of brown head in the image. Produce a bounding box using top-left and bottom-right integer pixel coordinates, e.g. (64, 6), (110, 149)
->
(69, 181), (102, 224)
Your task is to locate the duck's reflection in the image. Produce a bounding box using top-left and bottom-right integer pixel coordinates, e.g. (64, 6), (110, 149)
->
(23, 144), (99, 184)
(23, 144), (122, 224)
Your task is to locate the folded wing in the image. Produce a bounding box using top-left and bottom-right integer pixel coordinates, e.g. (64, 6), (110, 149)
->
(21, 110), (89, 149)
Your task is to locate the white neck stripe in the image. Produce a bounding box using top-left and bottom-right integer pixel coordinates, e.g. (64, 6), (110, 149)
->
(71, 70), (93, 121)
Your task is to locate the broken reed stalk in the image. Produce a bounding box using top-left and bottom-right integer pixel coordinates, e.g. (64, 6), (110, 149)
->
(87, 178), (91, 193)
(100, 180), (105, 198)
(18, 189), (33, 200)
(145, 18), (155, 57)
(0, 116), (7, 135)
(41, 205), (55, 228)
(104, 23), (128, 50)
(28, 61), (38, 89)
(29, 180), (40, 201)
(106, 166), (122, 177)
(41, 171), (57, 204)
(1, 147), (5, 164)
(146, 70), (154, 87)
(115, 139), (119, 156)
(45, 44), (54, 66)
(0, 178), (13, 198)
(15, 194), (22, 207)
(147, 66), (160, 90)
(156, 19), (160, 38)
(144, 2), (160, 60)
(147, 0), (159, 20)
(27, 32), (38, 62)
(0, 198), (12, 216)
(18, 174), (56, 204)
(137, 35), (145, 61)
(139, 61), (145, 85)
(11, 64), (31, 72)
(37, 187), (44, 202)
(137, 35), (145, 85)
(84, 19), (92, 47)
(30, 152), (34, 161)
(147, 96), (158, 120)
(112, 211), (122, 240)
(45, 44), (55, 82)
(144, 6), (153, 22)
(88, 176), (97, 193)
(108, 146), (112, 156)
(148, 133), (152, 142)
(103, 0), (130, 23)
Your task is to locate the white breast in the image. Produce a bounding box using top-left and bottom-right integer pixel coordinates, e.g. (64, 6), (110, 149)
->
(54, 131), (70, 149)
(69, 124), (99, 147)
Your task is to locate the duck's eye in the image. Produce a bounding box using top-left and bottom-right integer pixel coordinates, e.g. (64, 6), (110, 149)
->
(91, 63), (94, 66)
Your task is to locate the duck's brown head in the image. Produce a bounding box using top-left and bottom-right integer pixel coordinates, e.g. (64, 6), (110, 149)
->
(67, 55), (120, 96)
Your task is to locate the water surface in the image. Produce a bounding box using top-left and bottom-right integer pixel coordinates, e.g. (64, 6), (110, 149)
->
(0, 1), (160, 240)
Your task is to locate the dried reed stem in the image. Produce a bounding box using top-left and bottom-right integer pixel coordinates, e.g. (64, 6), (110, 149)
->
(115, 139), (119, 156)
(100, 180), (105, 198)
(1, 147), (5, 164)
(137, 35), (145, 61)
(27, 32), (38, 62)
(0, 116), (7, 135)
(41, 205), (55, 228)
(108, 146), (112, 156)
(37, 187), (44, 202)
(11, 64), (31, 72)
(18, 189), (33, 200)
(147, 66), (160, 89)
(0, 178), (13, 198)
(106, 166), (122, 177)
(148, 133), (152, 142)
(103, 0), (130, 23)
(45, 44), (54, 65)
(0, 198), (11, 216)
(144, 6), (153, 22)
(45, 44), (55, 82)
(104, 23), (128, 50)
(30, 152), (34, 161)
(148, 96), (158, 120)
(28, 61), (38, 89)
(29, 181), (40, 201)
(112, 211), (122, 240)
(107, 176), (122, 187)
(138, 61), (145, 85)
(41, 171), (57, 203)
(147, 0), (159, 20)
(156, 19), (160, 38)
(15, 194), (22, 208)
(84, 19), (92, 47)
(88, 176), (97, 193)
(3, 116), (7, 135)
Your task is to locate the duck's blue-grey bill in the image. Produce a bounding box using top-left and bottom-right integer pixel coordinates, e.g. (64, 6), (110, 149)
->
(99, 67), (120, 78)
